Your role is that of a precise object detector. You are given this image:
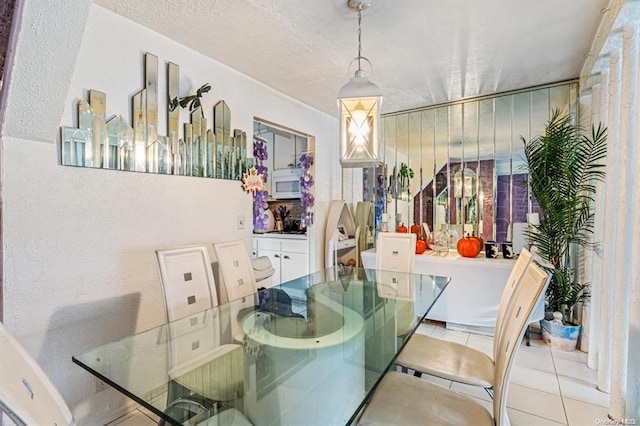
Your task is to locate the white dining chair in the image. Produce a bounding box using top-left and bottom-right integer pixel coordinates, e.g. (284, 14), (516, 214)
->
(213, 240), (258, 303)
(395, 248), (533, 396)
(155, 245), (250, 424)
(358, 261), (550, 426)
(156, 245), (220, 319)
(212, 240), (260, 343)
(0, 321), (74, 426)
(375, 232), (417, 337)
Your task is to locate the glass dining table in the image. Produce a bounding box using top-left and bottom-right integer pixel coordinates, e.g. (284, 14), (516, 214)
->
(73, 267), (449, 425)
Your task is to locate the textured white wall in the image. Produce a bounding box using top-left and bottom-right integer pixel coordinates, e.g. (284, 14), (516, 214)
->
(1, 4), (338, 425)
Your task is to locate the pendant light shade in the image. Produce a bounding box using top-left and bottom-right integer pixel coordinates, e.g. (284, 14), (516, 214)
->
(338, 1), (382, 168)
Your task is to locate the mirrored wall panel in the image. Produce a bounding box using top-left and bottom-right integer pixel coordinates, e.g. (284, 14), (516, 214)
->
(343, 81), (578, 251)
(61, 52), (251, 181)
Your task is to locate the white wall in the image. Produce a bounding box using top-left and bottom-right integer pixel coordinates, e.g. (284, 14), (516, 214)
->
(1, 4), (338, 424)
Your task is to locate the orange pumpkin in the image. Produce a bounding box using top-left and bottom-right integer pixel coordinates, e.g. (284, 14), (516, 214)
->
(415, 239), (427, 254)
(397, 223), (408, 233)
(410, 223), (422, 238)
(457, 234), (482, 258)
(471, 232), (484, 248)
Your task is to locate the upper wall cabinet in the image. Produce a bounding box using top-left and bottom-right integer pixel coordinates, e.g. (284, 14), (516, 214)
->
(253, 120), (309, 196)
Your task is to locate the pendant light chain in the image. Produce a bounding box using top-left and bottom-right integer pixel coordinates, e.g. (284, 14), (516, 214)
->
(357, 4), (363, 72)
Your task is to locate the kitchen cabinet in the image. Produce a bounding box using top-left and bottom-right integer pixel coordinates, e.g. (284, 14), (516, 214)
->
(253, 235), (309, 290)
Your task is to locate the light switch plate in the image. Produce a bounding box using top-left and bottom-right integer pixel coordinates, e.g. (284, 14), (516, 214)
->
(237, 215), (245, 230)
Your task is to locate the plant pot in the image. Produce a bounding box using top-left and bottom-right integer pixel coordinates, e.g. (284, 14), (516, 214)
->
(539, 319), (581, 351)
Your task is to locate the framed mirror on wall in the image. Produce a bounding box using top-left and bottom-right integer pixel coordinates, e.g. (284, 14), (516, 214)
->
(342, 80), (578, 253)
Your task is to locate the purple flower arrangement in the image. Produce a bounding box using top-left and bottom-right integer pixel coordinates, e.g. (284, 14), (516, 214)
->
(253, 137), (270, 232)
(299, 152), (315, 227)
(363, 168), (370, 201)
(375, 169), (386, 228)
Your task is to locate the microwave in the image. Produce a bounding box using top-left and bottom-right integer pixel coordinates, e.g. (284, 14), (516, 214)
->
(272, 168), (303, 199)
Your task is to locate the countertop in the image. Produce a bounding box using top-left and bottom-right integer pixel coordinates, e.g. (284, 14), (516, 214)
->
(253, 232), (308, 240)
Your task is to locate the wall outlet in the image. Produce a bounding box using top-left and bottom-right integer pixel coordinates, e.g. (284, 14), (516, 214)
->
(237, 215), (245, 230)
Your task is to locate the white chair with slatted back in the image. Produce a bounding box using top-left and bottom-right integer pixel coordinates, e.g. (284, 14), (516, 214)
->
(375, 232), (417, 337)
(493, 247), (533, 355)
(395, 247), (533, 395)
(213, 240), (258, 342)
(155, 245), (249, 424)
(0, 321), (74, 426)
(358, 262), (550, 426)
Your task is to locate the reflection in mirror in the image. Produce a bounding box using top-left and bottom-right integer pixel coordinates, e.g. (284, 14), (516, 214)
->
(167, 62), (180, 171)
(343, 80), (578, 253)
(106, 115), (134, 171)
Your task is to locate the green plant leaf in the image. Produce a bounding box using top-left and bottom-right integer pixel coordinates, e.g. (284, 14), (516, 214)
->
(522, 109), (607, 314)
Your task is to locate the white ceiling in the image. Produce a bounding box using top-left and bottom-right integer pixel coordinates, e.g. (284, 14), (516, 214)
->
(95, 0), (608, 116)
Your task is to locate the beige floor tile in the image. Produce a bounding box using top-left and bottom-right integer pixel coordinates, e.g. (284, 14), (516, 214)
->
(106, 409), (157, 426)
(510, 364), (561, 395)
(468, 333), (494, 346)
(450, 381), (493, 402)
(430, 327), (470, 345)
(506, 383), (567, 424)
(551, 347), (589, 363)
(415, 322), (436, 335)
(554, 357), (597, 382)
(413, 371), (452, 388)
(521, 337), (553, 353)
(557, 375), (610, 408)
(514, 347), (556, 373)
(563, 397), (611, 426)
(466, 338), (493, 357)
(136, 405), (161, 422)
(508, 408), (567, 425)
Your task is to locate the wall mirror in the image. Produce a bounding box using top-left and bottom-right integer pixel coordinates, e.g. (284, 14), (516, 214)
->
(343, 81), (578, 251)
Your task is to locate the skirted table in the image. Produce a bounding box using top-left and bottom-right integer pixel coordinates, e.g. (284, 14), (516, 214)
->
(361, 248), (542, 335)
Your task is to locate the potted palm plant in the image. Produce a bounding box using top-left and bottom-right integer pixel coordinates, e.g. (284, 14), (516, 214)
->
(523, 109), (607, 351)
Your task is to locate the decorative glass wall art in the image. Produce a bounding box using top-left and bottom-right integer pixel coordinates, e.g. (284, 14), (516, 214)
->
(60, 52), (252, 180)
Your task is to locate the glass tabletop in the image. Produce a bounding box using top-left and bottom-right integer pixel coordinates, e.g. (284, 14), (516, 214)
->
(73, 267), (449, 425)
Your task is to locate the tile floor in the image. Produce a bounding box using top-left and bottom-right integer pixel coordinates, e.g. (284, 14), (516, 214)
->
(108, 321), (610, 426)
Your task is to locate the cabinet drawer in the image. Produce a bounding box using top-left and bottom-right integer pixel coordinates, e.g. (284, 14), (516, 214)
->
(281, 239), (308, 254)
(257, 239), (281, 251)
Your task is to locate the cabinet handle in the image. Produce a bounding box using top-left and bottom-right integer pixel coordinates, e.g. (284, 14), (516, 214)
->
(274, 254), (280, 258)
(283, 255), (290, 259)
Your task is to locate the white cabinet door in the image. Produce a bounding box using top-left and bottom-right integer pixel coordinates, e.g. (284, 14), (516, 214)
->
(273, 133), (296, 170)
(280, 251), (308, 284)
(259, 249), (283, 286)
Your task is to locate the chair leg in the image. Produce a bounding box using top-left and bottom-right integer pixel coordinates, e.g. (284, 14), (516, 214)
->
(485, 387), (494, 399)
(525, 324), (531, 346)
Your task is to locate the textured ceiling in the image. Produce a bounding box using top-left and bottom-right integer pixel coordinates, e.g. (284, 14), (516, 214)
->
(95, 0), (608, 116)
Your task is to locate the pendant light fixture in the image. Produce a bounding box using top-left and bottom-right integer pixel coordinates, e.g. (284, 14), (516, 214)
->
(337, 0), (382, 168)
